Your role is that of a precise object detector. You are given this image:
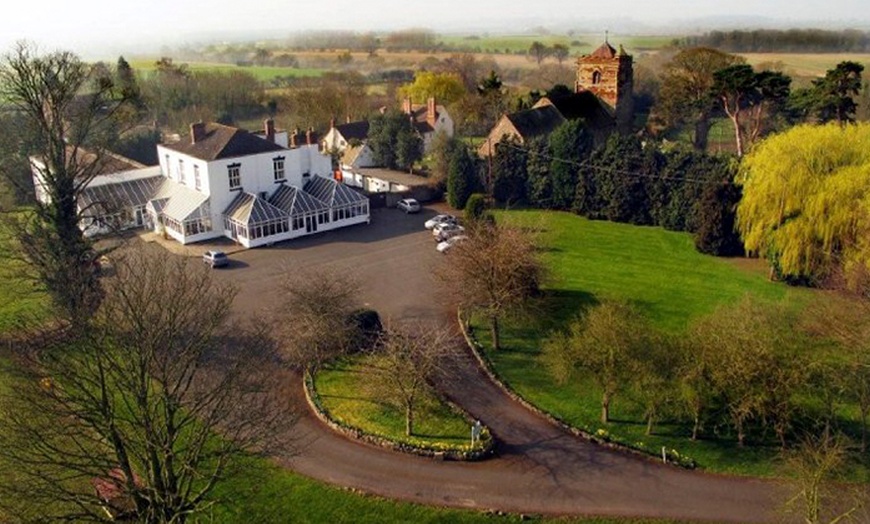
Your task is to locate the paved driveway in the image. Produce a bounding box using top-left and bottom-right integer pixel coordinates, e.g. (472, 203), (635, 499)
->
(201, 204), (786, 522)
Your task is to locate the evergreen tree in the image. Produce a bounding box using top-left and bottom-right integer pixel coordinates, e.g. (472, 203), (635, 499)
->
(446, 143), (480, 210)
(525, 138), (552, 208)
(368, 110), (422, 171)
(491, 136), (528, 205)
(548, 120), (592, 210)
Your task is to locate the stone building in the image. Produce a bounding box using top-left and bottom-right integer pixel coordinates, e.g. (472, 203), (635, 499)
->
(575, 40), (634, 131)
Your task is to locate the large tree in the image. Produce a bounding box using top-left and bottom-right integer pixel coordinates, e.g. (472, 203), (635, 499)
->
(0, 250), (291, 522)
(368, 110), (423, 172)
(438, 221), (544, 352)
(0, 43), (132, 326)
(398, 71), (465, 106)
(446, 141), (481, 210)
(737, 122), (870, 284)
(793, 61), (865, 125)
(652, 47), (744, 151)
(547, 120), (593, 210)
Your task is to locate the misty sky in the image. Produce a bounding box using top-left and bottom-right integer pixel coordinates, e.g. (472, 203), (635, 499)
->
(3, 0), (868, 57)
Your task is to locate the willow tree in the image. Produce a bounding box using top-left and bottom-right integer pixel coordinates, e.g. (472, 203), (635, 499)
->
(737, 123), (870, 284)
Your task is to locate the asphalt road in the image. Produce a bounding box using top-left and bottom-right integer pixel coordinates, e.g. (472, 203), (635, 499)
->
(212, 205), (784, 522)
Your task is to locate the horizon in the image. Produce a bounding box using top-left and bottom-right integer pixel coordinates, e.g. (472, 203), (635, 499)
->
(3, 1), (870, 60)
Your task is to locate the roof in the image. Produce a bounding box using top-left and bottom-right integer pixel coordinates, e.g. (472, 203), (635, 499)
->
(304, 175), (368, 207)
(224, 192), (288, 225)
(269, 184), (329, 215)
(504, 105), (566, 140)
(149, 178), (210, 222)
(79, 175), (163, 217)
(534, 92), (616, 126)
(334, 121), (370, 142)
(589, 41), (617, 59)
(409, 104), (446, 134)
(355, 168), (433, 188)
(163, 122), (285, 161)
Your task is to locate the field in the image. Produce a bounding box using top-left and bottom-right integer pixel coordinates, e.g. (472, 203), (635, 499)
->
(740, 53), (870, 81)
(464, 210), (870, 478)
(127, 59), (325, 81)
(0, 216), (47, 333)
(438, 33), (675, 55)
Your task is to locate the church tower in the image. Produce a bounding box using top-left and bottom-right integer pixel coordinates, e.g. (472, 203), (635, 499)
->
(575, 40), (634, 131)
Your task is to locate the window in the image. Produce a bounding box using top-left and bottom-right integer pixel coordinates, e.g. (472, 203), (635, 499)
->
(273, 157), (285, 182)
(194, 165), (201, 190)
(178, 159), (185, 184)
(592, 70), (602, 85)
(165, 154), (171, 179)
(228, 164), (241, 190)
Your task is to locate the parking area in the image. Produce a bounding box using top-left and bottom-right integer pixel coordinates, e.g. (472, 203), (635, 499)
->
(200, 203), (456, 324)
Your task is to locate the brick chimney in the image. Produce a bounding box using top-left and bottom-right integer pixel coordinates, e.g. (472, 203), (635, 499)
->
(426, 97), (437, 127)
(264, 118), (275, 143)
(289, 129), (298, 148)
(329, 117), (336, 129)
(402, 97), (412, 115)
(190, 122), (206, 144)
(305, 127), (313, 145)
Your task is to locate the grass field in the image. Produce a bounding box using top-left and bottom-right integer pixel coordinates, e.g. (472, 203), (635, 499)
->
(439, 33), (675, 54)
(127, 59), (325, 81)
(316, 357), (474, 451)
(0, 217), (47, 334)
(741, 53), (870, 80)
(466, 210), (868, 478)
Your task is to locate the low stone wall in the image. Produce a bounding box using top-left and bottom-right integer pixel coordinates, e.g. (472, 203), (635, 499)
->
(458, 311), (697, 470)
(303, 370), (495, 461)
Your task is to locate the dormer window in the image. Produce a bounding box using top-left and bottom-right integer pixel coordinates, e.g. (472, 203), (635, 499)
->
(228, 163), (241, 190)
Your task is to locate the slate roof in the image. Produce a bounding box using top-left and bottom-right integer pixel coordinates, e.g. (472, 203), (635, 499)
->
(534, 92), (616, 127)
(149, 178), (210, 221)
(504, 105), (566, 141)
(269, 184), (329, 215)
(334, 121), (370, 141)
(79, 175), (163, 217)
(304, 175), (368, 207)
(223, 192), (288, 225)
(163, 123), (285, 161)
(409, 104), (446, 134)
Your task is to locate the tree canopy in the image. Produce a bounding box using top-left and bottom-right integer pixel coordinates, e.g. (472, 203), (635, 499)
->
(737, 122), (870, 284)
(398, 71), (465, 105)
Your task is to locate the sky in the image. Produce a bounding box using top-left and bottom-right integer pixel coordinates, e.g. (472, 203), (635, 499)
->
(3, 0), (868, 58)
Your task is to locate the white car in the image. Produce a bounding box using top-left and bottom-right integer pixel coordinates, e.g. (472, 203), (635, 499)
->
(396, 198), (421, 214)
(436, 235), (467, 253)
(424, 214), (457, 230)
(434, 225), (465, 242)
(432, 221), (463, 236)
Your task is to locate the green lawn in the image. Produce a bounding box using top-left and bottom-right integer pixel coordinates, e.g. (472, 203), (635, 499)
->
(469, 210), (859, 478)
(316, 357), (475, 451)
(0, 217), (48, 334)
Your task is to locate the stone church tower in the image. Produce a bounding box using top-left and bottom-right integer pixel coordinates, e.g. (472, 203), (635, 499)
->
(575, 40), (634, 131)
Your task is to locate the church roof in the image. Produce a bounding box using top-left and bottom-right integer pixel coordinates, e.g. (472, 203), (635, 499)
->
(589, 41), (618, 59)
(534, 92), (615, 125)
(504, 105), (566, 141)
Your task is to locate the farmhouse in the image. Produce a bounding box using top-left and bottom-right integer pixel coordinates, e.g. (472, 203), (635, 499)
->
(32, 120), (370, 249)
(478, 39), (632, 157)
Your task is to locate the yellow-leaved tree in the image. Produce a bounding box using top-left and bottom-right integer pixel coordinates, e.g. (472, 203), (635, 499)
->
(737, 122), (870, 284)
(398, 71), (466, 105)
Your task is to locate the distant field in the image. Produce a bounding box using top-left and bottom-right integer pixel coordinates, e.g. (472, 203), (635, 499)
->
(439, 33), (675, 54)
(740, 52), (870, 79)
(127, 60), (325, 81)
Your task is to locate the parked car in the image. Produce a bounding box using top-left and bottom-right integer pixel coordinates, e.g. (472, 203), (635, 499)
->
(203, 250), (229, 268)
(396, 198), (421, 214)
(433, 222), (463, 237)
(435, 225), (465, 242)
(436, 235), (467, 253)
(424, 214), (457, 230)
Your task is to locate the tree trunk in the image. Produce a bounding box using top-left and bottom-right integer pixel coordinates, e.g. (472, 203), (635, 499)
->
(490, 315), (500, 352)
(405, 403), (414, 436)
(691, 413), (701, 441)
(730, 112), (744, 157)
(736, 420), (745, 447)
(861, 406), (868, 453)
(646, 412), (654, 436)
(693, 116), (711, 151)
(601, 391), (610, 424)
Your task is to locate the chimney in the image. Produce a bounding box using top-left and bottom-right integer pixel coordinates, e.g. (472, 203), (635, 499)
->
(190, 122), (206, 144)
(329, 117), (336, 130)
(306, 127), (313, 145)
(346, 115), (352, 123)
(426, 97), (437, 127)
(402, 97), (412, 115)
(289, 129), (298, 148)
(264, 118), (275, 143)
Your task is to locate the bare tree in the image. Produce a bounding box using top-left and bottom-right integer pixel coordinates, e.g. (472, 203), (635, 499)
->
(277, 267), (362, 372)
(362, 322), (455, 436)
(0, 42), (134, 327)
(0, 249), (293, 523)
(437, 221), (544, 351)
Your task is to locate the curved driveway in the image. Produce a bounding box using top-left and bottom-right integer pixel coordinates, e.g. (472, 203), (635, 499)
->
(217, 207), (782, 522)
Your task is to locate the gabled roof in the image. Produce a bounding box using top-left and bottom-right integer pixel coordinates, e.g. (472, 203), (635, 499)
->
(149, 178), (210, 222)
(409, 104), (447, 134)
(504, 105), (566, 141)
(224, 192), (288, 225)
(304, 175), (368, 207)
(79, 175), (163, 217)
(163, 123), (285, 161)
(534, 92), (616, 127)
(269, 184), (329, 215)
(334, 121), (370, 142)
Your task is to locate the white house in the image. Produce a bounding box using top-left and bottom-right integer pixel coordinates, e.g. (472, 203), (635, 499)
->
(401, 97), (454, 153)
(32, 120), (370, 249)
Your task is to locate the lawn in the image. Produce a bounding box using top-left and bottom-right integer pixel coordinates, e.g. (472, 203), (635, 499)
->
(0, 216), (48, 334)
(315, 357), (476, 452)
(468, 210), (861, 478)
